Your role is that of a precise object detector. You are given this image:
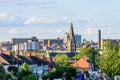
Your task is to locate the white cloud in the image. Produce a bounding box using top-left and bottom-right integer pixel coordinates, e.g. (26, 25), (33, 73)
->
(8, 28), (28, 34)
(102, 29), (112, 35)
(61, 17), (70, 22)
(24, 17), (37, 24)
(24, 17), (71, 25)
(39, 29), (47, 33)
(24, 17), (58, 25)
(0, 13), (16, 22)
(24, 17), (94, 29)
(56, 29), (62, 33)
(0, 13), (7, 18)
(84, 27), (96, 35)
(106, 29), (111, 34)
(39, 17), (58, 23)
(8, 28), (18, 34)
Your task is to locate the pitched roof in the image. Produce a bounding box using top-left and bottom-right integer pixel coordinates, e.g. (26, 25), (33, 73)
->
(18, 55), (34, 65)
(29, 56), (45, 65)
(66, 52), (76, 58)
(0, 54), (15, 65)
(0, 54), (22, 65)
(0, 56), (9, 65)
(43, 58), (56, 67)
(72, 57), (90, 69)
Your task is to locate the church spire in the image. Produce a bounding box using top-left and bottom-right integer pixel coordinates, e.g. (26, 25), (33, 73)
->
(67, 22), (76, 53)
(69, 22), (74, 40)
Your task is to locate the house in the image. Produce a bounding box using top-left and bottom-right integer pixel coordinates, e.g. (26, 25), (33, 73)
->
(72, 57), (90, 70)
(0, 53), (21, 65)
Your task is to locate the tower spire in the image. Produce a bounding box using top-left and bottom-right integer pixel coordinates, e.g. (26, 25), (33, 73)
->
(67, 22), (76, 53)
(69, 22), (74, 40)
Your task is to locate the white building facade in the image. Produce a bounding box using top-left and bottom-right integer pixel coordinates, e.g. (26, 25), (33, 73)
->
(12, 40), (41, 52)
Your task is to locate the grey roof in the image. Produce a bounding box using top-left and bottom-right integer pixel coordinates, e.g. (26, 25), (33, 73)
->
(49, 52), (77, 58)
(18, 55), (34, 65)
(29, 56), (45, 65)
(0, 54), (22, 65)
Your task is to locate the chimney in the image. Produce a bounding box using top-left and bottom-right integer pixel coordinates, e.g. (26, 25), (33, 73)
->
(0, 49), (2, 54)
(25, 52), (31, 57)
(98, 30), (101, 49)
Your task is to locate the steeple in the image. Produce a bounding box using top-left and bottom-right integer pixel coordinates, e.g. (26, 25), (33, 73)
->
(69, 22), (74, 40)
(67, 22), (76, 53)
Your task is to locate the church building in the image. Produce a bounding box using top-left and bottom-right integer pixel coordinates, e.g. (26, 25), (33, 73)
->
(67, 22), (76, 53)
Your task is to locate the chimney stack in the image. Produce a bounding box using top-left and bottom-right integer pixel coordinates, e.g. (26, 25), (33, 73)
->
(98, 30), (101, 49)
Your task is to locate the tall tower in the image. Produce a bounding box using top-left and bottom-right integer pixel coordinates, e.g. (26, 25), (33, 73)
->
(67, 22), (76, 53)
(48, 39), (51, 47)
(98, 30), (101, 49)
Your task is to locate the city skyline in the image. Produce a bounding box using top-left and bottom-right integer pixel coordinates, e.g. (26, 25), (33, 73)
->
(0, 0), (120, 41)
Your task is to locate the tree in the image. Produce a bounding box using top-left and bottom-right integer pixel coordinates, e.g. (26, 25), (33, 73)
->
(10, 50), (15, 55)
(18, 63), (33, 80)
(21, 63), (32, 76)
(74, 46), (98, 70)
(74, 46), (98, 59)
(7, 66), (18, 80)
(43, 66), (76, 80)
(97, 39), (120, 78)
(55, 54), (70, 67)
(22, 74), (38, 80)
(0, 64), (7, 80)
(42, 54), (77, 80)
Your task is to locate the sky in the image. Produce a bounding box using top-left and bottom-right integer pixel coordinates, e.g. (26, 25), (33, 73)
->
(0, 0), (120, 42)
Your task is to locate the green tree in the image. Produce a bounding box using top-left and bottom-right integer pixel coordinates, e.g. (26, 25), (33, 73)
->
(74, 47), (98, 59)
(0, 64), (7, 80)
(42, 54), (77, 80)
(97, 39), (120, 78)
(7, 66), (18, 80)
(43, 66), (76, 80)
(55, 54), (70, 67)
(74, 46), (98, 70)
(22, 74), (38, 80)
(18, 63), (33, 80)
(21, 63), (32, 76)
(10, 50), (15, 55)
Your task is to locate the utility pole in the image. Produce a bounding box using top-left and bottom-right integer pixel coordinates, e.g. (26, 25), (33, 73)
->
(74, 41), (77, 72)
(17, 43), (19, 80)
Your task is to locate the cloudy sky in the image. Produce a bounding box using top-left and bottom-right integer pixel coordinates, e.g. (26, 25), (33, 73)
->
(0, 0), (120, 42)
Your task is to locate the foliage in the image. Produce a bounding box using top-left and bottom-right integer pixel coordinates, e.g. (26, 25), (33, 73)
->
(84, 70), (90, 78)
(0, 64), (7, 80)
(0, 65), (17, 80)
(43, 66), (76, 80)
(42, 54), (77, 80)
(74, 46), (98, 59)
(76, 48), (81, 51)
(37, 50), (46, 53)
(74, 46), (98, 70)
(6, 72), (17, 80)
(10, 50), (15, 55)
(55, 54), (70, 67)
(6, 66), (18, 80)
(22, 74), (38, 80)
(18, 63), (32, 80)
(97, 39), (120, 78)
(7, 66), (18, 76)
